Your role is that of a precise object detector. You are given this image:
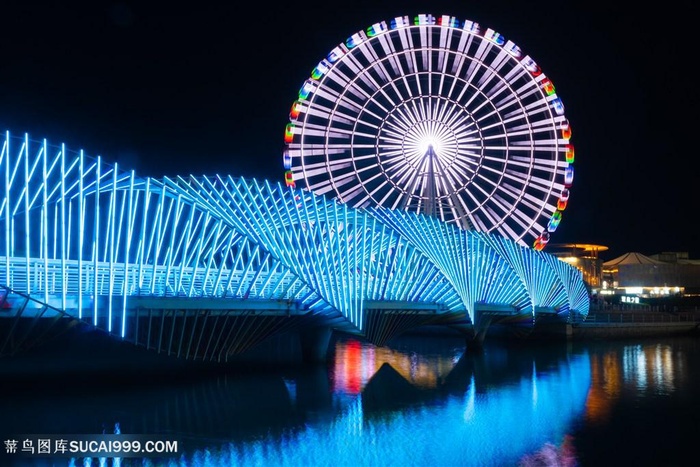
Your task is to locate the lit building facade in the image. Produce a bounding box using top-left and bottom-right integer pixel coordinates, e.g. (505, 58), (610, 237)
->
(548, 244), (607, 290)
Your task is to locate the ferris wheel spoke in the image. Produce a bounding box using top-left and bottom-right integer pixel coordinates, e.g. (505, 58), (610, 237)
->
(444, 169), (477, 191)
(490, 92), (523, 118)
(479, 47), (528, 95)
(370, 58), (412, 111)
(340, 52), (384, 98)
(355, 33), (384, 67)
(387, 68), (414, 105)
(376, 33), (402, 73)
(376, 189), (396, 209)
(338, 182), (366, 203)
(466, 69), (522, 117)
(357, 70), (392, 106)
(443, 107), (480, 134)
(318, 144), (373, 151)
(437, 25), (456, 66)
(444, 107), (477, 130)
(450, 31), (476, 67)
(452, 128), (485, 147)
(398, 103), (425, 128)
(495, 105), (549, 134)
(433, 120), (455, 142)
(462, 57), (496, 101)
(375, 141), (404, 155)
(486, 202), (521, 236)
(326, 172), (359, 191)
(433, 99), (459, 129)
(525, 175), (564, 197)
(492, 181), (531, 216)
(495, 221), (524, 243)
(510, 203), (546, 235)
(496, 67), (534, 98)
(389, 191), (412, 211)
(501, 126), (547, 141)
(470, 170), (502, 198)
(469, 213), (490, 232)
(404, 97), (426, 124)
(300, 159), (353, 173)
(354, 172), (392, 204)
(518, 96), (558, 122)
(474, 68), (503, 100)
(406, 35), (424, 97)
(305, 170), (353, 194)
(384, 159), (421, 187)
(441, 163), (474, 188)
(381, 161), (416, 182)
(384, 105), (416, 131)
(503, 201), (539, 231)
(503, 157), (560, 179)
(429, 97), (446, 122)
(381, 122), (413, 142)
(433, 158), (459, 196)
(389, 163), (424, 197)
(406, 173), (425, 202)
(450, 189), (472, 220)
(313, 77), (362, 111)
(473, 203), (503, 233)
(434, 58), (451, 101)
(322, 79), (388, 121)
(521, 195), (557, 222)
(512, 75), (549, 100)
(395, 28), (417, 77)
(327, 107), (378, 129)
(377, 149), (408, 165)
(447, 48), (474, 96)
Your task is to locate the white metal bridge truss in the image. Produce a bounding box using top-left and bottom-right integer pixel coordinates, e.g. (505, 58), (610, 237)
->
(0, 133), (589, 361)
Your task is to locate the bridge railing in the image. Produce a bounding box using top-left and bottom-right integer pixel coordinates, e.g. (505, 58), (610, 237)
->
(0, 256), (285, 301)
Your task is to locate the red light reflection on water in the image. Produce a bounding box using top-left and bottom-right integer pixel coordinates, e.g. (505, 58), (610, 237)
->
(331, 337), (457, 395)
(336, 339), (364, 394)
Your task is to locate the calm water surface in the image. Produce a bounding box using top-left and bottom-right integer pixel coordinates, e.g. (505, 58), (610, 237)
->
(1, 333), (699, 466)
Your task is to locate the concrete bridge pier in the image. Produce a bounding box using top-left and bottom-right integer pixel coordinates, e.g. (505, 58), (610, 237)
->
(298, 326), (333, 363)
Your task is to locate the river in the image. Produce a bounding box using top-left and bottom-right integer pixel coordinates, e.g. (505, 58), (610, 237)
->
(1, 332), (698, 466)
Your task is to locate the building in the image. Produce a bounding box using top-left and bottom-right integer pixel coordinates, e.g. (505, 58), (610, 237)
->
(548, 243), (607, 290)
(549, 246), (700, 304)
(602, 252), (700, 298)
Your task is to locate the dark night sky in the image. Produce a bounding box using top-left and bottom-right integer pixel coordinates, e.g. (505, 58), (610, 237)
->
(1, 1), (697, 261)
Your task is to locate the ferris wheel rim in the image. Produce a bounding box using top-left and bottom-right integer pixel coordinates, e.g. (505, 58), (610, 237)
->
(283, 13), (574, 250)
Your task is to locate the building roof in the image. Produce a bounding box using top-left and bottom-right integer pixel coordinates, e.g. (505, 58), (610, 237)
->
(603, 252), (665, 268)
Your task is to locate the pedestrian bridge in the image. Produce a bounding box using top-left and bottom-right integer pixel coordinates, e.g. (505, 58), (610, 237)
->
(0, 132), (589, 362)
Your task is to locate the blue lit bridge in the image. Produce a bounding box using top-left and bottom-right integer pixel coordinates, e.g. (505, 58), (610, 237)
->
(0, 133), (589, 363)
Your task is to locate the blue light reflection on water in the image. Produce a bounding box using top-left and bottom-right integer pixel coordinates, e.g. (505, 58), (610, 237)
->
(3, 334), (699, 466)
(173, 337), (591, 466)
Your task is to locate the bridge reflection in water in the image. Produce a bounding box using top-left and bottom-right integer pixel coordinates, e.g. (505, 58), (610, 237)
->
(0, 334), (592, 465)
(0, 132), (589, 365)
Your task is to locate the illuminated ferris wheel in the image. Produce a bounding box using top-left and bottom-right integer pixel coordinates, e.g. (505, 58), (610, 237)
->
(283, 13), (575, 250)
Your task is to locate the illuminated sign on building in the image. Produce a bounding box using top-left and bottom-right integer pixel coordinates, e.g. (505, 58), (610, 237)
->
(621, 296), (640, 304)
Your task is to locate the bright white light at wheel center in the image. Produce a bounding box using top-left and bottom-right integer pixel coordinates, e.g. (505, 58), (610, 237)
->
(418, 137), (440, 157)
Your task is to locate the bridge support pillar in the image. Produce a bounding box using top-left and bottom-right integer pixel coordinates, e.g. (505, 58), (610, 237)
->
(466, 311), (492, 354)
(299, 326), (333, 364)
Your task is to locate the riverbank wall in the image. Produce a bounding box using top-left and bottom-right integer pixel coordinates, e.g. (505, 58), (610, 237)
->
(482, 309), (700, 342)
(570, 321), (699, 340)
